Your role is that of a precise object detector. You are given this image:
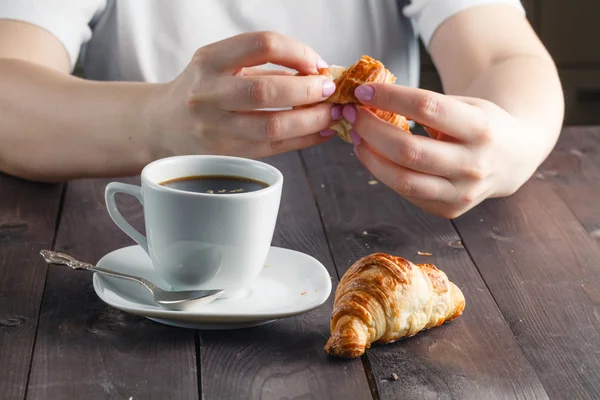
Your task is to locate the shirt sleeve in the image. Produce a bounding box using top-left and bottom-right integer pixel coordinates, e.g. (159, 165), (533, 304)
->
(0, 0), (107, 71)
(403, 0), (526, 48)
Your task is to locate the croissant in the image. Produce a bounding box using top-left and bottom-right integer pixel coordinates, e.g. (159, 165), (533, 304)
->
(324, 253), (465, 359)
(317, 55), (411, 142)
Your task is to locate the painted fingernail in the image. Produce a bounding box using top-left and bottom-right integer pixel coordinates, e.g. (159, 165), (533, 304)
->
(343, 105), (357, 124)
(350, 129), (361, 146)
(331, 104), (343, 120)
(322, 79), (336, 97)
(317, 57), (329, 69)
(355, 85), (374, 102)
(320, 129), (336, 137)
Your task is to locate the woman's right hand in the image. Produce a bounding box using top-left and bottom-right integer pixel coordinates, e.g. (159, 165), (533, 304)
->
(152, 31), (340, 159)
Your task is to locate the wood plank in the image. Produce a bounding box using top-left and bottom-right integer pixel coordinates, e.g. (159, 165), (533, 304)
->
(198, 152), (373, 400)
(300, 139), (547, 399)
(538, 126), (600, 245)
(555, 71), (600, 126)
(453, 180), (600, 399)
(27, 178), (198, 400)
(0, 175), (63, 400)
(540, 0), (600, 64)
(521, 0), (538, 32)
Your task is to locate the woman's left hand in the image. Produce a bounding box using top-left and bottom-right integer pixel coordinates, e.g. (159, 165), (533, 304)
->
(344, 83), (538, 219)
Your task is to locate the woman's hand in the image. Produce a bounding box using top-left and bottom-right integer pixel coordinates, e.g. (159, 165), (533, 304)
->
(343, 84), (538, 219)
(154, 31), (339, 159)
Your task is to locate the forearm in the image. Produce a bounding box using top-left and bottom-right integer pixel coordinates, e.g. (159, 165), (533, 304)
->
(0, 59), (167, 182)
(447, 54), (564, 160)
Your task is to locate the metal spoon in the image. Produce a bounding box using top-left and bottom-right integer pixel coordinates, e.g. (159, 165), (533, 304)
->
(40, 250), (224, 311)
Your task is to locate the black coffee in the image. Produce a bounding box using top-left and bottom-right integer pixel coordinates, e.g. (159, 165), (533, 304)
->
(160, 175), (268, 194)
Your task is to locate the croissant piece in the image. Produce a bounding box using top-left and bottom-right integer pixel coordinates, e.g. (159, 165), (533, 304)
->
(319, 56), (411, 142)
(320, 56), (396, 104)
(325, 253), (465, 359)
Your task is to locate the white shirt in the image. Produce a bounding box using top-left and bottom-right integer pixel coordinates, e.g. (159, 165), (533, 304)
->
(1, 0), (524, 88)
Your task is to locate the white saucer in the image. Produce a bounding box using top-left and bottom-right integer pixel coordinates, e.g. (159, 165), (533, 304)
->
(92, 245), (332, 330)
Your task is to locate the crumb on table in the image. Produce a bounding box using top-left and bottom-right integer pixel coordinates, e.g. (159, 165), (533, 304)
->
(417, 251), (433, 256)
(368, 180), (378, 185)
(300, 291), (307, 295)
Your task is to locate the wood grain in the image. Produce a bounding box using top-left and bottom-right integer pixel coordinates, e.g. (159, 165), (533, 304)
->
(198, 152), (373, 400)
(538, 126), (600, 245)
(26, 178), (198, 400)
(301, 139), (547, 400)
(453, 180), (600, 399)
(0, 175), (63, 400)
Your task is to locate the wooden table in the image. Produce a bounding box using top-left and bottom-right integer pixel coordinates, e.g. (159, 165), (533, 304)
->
(1, 126), (599, 400)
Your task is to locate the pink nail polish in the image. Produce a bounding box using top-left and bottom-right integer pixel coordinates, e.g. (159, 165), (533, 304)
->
(350, 129), (361, 146)
(322, 80), (336, 97)
(317, 57), (329, 69)
(343, 105), (357, 124)
(355, 85), (374, 102)
(320, 129), (336, 137)
(331, 105), (343, 121)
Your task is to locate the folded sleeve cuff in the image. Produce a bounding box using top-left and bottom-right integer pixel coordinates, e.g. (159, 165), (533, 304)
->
(0, 2), (105, 71)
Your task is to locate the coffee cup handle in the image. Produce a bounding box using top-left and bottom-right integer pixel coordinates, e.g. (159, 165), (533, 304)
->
(105, 182), (149, 254)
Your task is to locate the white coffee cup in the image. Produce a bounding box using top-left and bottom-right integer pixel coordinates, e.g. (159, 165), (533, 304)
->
(104, 155), (283, 297)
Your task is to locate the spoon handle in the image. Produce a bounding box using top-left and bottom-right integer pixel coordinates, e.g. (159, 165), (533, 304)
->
(39, 249), (156, 291)
(40, 249), (95, 270)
